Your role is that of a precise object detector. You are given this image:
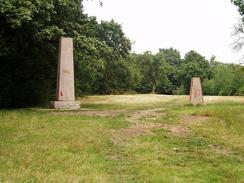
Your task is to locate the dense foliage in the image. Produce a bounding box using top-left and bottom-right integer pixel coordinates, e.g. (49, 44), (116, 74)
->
(0, 0), (131, 108)
(125, 50), (244, 96)
(1, 0), (244, 108)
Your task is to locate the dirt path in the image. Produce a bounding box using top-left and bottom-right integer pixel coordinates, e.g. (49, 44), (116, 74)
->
(111, 108), (190, 144)
(51, 104), (240, 161)
(51, 107), (214, 149)
(50, 109), (127, 117)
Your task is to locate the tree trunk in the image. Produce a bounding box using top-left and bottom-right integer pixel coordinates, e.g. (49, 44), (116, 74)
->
(152, 84), (156, 94)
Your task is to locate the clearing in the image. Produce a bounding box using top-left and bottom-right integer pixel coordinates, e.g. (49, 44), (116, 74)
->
(0, 95), (244, 182)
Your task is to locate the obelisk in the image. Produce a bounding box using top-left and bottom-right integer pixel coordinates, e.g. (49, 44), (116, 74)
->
(189, 77), (204, 105)
(50, 37), (80, 109)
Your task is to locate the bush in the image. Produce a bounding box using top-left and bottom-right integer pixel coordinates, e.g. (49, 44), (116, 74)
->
(203, 79), (215, 95)
(173, 85), (186, 95)
(236, 85), (244, 96)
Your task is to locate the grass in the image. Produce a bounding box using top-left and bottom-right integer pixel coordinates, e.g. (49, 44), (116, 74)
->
(0, 95), (244, 182)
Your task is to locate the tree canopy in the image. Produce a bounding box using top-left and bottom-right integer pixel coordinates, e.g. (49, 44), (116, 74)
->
(0, 0), (131, 107)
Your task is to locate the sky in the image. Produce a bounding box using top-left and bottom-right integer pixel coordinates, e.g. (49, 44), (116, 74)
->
(83, 0), (243, 63)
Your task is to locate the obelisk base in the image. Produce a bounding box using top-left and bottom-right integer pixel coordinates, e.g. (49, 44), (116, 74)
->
(50, 101), (80, 109)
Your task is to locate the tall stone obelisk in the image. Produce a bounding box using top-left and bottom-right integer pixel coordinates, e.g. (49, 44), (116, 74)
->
(189, 77), (204, 105)
(50, 37), (80, 109)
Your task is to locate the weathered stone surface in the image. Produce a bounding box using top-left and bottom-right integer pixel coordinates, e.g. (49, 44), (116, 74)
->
(56, 37), (75, 101)
(189, 77), (204, 105)
(50, 101), (80, 110)
(51, 37), (80, 109)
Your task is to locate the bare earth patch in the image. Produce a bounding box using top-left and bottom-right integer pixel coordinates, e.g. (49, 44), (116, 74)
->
(208, 144), (243, 161)
(111, 127), (149, 144)
(50, 107), (195, 144)
(51, 107), (193, 144)
(111, 109), (190, 144)
(209, 144), (233, 156)
(182, 115), (210, 124)
(162, 125), (189, 137)
(50, 110), (126, 117)
(126, 108), (164, 124)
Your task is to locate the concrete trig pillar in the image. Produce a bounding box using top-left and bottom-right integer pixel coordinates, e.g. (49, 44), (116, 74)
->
(189, 77), (204, 105)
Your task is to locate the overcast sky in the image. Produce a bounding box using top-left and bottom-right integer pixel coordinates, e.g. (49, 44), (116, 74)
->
(83, 0), (242, 63)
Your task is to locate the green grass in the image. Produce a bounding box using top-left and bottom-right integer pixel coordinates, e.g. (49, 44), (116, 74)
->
(121, 131), (243, 183)
(0, 95), (244, 182)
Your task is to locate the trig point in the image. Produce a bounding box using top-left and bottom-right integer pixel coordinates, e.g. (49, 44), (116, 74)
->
(50, 37), (80, 109)
(189, 77), (204, 105)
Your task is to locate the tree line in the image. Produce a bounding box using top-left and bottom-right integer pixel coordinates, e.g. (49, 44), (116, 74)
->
(119, 50), (244, 96)
(0, 0), (244, 108)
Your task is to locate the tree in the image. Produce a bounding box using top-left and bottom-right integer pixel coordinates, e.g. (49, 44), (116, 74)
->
(231, 0), (244, 60)
(158, 48), (182, 93)
(159, 47), (182, 67)
(134, 51), (169, 94)
(0, 0), (65, 107)
(97, 20), (131, 59)
(232, 21), (244, 52)
(179, 50), (211, 94)
(232, 0), (244, 17)
(0, 0), (132, 107)
(134, 52), (154, 93)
